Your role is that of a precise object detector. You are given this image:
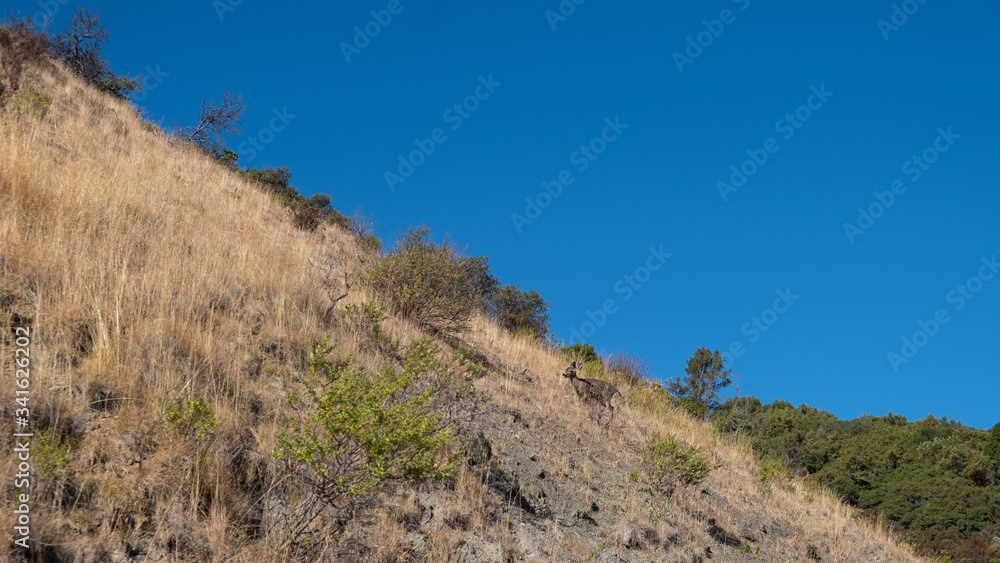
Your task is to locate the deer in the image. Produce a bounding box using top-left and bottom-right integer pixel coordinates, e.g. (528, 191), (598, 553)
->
(561, 361), (622, 425)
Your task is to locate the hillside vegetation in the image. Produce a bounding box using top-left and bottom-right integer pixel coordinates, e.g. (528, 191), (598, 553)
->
(712, 399), (1000, 560)
(0, 25), (931, 562)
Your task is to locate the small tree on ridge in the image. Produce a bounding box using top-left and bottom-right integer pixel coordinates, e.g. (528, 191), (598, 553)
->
(668, 347), (733, 419)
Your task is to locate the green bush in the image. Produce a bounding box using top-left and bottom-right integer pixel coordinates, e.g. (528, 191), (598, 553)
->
(96, 75), (140, 100)
(13, 90), (51, 118)
(274, 336), (459, 547)
(639, 433), (716, 498)
(239, 166), (301, 204)
(140, 121), (161, 135)
(756, 456), (793, 491)
(360, 233), (382, 254)
(675, 396), (710, 420)
(361, 226), (481, 334)
(489, 284), (549, 338)
(340, 301), (396, 353)
(561, 343), (601, 366)
(217, 147), (238, 168)
(164, 396), (217, 438)
(327, 208), (350, 230)
(35, 428), (70, 481)
(582, 359), (605, 377)
(870, 464), (998, 540)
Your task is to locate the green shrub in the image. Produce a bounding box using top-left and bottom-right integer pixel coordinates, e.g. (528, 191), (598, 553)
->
(675, 396), (710, 420)
(217, 147), (238, 168)
(756, 456), (793, 492)
(326, 208), (350, 230)
(274, 336), (459, 547)
(140, 121), (161, 135)
(561, 343), (601, 366)
(917, 435), (993, 486)
(165, 396), (217, 438)
(13, 90), (51, 118)
(639, 433), (716, 498)
(489, 284), (549, 338)
(307, 193), (331, 210)
(340, 301), (396, 353)
(240, 166), (301, 204)
(463, 255), (498, 306)
(361, 226), (480, 334)
(96, 75), (140, 100)
(35, 429), (70, 481)
(360, 233), (382, 254)
(710, 400), (1000, 558)
(582, 359), (605, 377)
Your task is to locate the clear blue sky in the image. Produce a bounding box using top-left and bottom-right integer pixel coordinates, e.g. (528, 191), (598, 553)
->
(17, 1), (999, 429)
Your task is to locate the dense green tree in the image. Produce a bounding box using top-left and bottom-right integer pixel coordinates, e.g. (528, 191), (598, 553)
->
(986, 421), (1000, 468)
(667, 348), (732, 417)
(461, 255), (499, 308)
(709, 398), (1000, 559)
(869, 464), (998, 540)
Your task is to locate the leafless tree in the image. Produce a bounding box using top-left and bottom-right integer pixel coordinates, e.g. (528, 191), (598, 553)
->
(348, 209), (375, 239)
(307, 245), (369, 322)
(176, 91), (245, 154)
(47, 7), (110, 85)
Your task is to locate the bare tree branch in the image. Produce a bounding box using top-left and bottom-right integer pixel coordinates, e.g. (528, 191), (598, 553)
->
(307, 245), (369, 322)
(176, 91), (245, 154)
(47, 7), (110, 85)
(348, 208), (375, 240)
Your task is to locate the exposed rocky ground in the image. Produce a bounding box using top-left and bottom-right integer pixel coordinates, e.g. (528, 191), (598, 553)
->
(329, 361), (919, 562)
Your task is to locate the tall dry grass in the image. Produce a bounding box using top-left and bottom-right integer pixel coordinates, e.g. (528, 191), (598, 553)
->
(0, 53), (926, 561)
(0, 54), (381, 560)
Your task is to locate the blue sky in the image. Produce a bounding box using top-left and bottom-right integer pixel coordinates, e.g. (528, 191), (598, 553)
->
(17, 1), (999, 429)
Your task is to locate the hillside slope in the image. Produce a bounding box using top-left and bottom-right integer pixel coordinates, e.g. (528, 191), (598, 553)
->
(0, 51), (925, 561)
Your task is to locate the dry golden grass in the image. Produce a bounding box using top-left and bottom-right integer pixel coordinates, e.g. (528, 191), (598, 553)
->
(0, 54), (926, 562)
